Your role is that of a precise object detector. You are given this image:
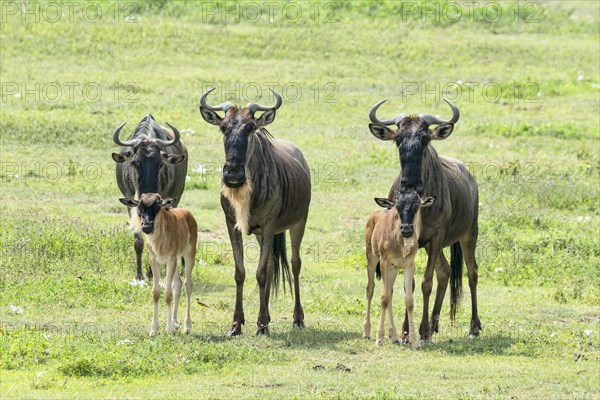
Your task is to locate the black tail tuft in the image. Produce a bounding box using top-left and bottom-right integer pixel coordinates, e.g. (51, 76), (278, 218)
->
(375, 260), (381, 281)
(272, 232), (292, 297)
(450, 242), (463, 322)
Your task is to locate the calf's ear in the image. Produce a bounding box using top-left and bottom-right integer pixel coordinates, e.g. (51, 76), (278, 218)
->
(420, 196), (436, 207)
(161, 198), (177, 208)
(119, 198), (138, 208)
(374, 198), (394, 209)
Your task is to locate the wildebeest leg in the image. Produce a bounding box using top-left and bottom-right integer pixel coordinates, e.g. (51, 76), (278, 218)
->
(404, 262), (418, 348)
(149, 254), (160, 337)
(165, 258), (177, 334)
(461, 240), (481, 337)
(386, 267), (399, 343)
(225, 214), (245, 336)
(401, 275), (415, 343)
(420, 241), (441, 341)
(256, 234), (274, 326)
(133, 231), (147, 281)
(363, 253), (378, 340)
(290, 220), (307, 329)
(376, 257), (389, 346)
(172, 268), (182, 329)
(431, 252), (450, 335)
(256, 228), (275, 335)
(183, 250), (194, 334)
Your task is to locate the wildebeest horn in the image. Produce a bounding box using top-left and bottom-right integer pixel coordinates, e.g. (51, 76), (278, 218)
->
(200, 88), (234, 112)
(369, 100), (406, 126)
(419, 98), (460, 126)
(156, 122), (181, 147)
(247, 88), (283, 113)
(113, 121), (140, 147)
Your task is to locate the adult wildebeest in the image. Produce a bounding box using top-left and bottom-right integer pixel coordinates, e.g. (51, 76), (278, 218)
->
(120, 193), (197, 337)
(199, 88), (311, 336)
(364, 192), (435, 347)
(368, 99), (482, 339)
(112, 114), (188, 281)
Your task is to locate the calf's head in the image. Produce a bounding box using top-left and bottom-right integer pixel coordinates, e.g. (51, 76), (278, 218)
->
(368, 99), (459, 195)
(112, 115), (186, 194)
(198, 88), (282, 188)
(375, 192), (435, 237)
(120, 193), (176, 234)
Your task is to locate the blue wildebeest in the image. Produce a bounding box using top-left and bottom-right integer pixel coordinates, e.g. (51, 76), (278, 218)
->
(120, 193), (197, 337)
(368, 99), (482, 340)
(199, 88), (311, 336)
(364, 192), (436, 347)
(112, 115), (188, 281)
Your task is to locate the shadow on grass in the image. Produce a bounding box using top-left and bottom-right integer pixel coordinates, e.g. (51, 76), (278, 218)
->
(419, 335), (517, 356)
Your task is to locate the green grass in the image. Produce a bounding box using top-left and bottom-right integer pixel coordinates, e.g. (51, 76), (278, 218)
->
(1, 1), (599, 399)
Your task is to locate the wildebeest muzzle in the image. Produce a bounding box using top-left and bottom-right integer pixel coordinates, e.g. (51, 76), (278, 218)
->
(223, 163), (246, 188)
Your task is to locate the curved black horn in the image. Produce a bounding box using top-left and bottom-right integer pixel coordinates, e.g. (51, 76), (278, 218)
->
(419, 98), (460, 126)
(247, 88), (283, 113)
(156, 122), (181, 147)
(369, 100), (401, 126)
(200, 88), (234, 112)
(113, 121), (139, 147)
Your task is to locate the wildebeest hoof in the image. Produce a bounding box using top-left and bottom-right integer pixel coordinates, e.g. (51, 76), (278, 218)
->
(363, 335), (371, 340)
(293, 321), (305, 329)
(228, 322), (242, 336)
(149, 330), (157, 338)
(256, 325), (270, 336)
(375, 339), (383, 346)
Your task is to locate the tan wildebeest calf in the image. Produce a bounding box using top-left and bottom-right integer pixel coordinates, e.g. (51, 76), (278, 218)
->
(364, 191), (435, 347)
(120, 193), (197, 337)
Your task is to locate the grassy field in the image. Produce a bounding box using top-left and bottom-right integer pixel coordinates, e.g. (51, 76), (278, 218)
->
(1, 1), (599, 399)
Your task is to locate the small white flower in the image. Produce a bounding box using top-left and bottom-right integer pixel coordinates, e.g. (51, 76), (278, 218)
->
(117, 339), (133, 345)
(129, 279), (146, 288)
(578, 74), (584, 81)
(550, 332), (557, 337)
(488, 143), (494, 149)
(9, 305), (23, 314)
(186, 175), (191, 182)
(537, 92), (542, 97)
(457, 80), (463, 85)
(198, 260), (207, 267)
(494, 267), (504, 273)
(36, 371), (47, 378)
(584, 330), (592, 336)
(193, 164), (207, 174)
(577, 216), (584, 222)
(14, 93), (21, 98)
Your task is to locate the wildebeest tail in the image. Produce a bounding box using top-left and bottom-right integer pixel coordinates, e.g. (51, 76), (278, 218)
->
(375, 260), (381, 280)
(450, 242), (463, 322)
(272, 232), (292, 297)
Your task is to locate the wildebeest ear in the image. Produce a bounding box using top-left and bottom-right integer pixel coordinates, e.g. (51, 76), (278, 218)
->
(374, 198), (394, 209)
(161, 152), (186, 165)
(199, 107), (222, 126)
(420, 196), (436, 207)
(256, 110), (276, 127)
(119, 198), (138, 208)
(112, 151), (132, 163)
(431, 123), (454, 140)
(368, 123), (396, 141)
(161, 198), (177, 208)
